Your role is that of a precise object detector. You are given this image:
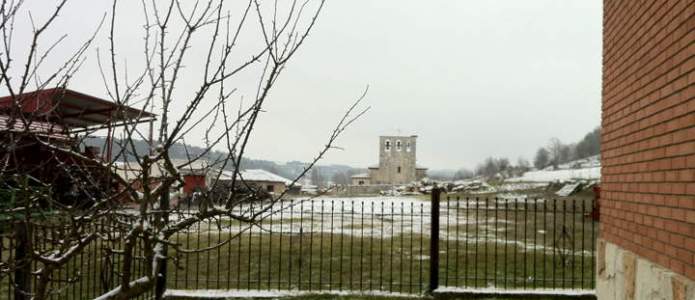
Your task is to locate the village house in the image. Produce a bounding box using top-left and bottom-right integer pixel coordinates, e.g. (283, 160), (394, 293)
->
(179, 166), (300, 196)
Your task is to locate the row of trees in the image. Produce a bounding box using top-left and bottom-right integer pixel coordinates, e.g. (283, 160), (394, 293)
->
(452, 127), (601, 180)
(533, 127), (601, 169)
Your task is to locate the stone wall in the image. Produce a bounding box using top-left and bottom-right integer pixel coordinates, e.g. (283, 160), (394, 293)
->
(597, 239), (695, 300)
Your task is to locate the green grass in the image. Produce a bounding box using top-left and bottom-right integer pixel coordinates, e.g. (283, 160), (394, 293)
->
(168, 229), (595, 294)
(170, 231), (430, 293)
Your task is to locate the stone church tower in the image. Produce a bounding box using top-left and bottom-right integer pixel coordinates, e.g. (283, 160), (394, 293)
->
(355, 135), (427, 185)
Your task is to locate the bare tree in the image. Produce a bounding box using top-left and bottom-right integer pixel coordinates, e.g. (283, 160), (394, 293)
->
(534, 147), (550, 170)
(453, 168), (474, 180)
(516, 157), (530, 171)
(310, 166), (324, 187)
(547, 137), (563, 168)
(575, 127), (600, 159)
(0, 1), (368, 299)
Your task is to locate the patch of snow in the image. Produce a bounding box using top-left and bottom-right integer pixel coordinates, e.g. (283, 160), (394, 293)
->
(496, 182), (548, 192)
(150, 196), (592, 258)
(164, 289), (416, 298)
(450, 180), (497, 193)
(94, 277), (151, 300)
(507, 167), (600, 183)
(435, 286), (595, 297)
(554, 155), (601, 170)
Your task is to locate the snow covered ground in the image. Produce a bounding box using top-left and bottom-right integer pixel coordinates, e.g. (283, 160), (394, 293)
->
(506, 155), (601, 183)
(165, 289), (416, 298)
(435, 286), (595, 297)
(506, 167), (600, 183)
(171, 196), (592, 257)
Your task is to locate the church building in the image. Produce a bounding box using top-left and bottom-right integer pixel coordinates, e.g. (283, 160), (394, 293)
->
(352, 135), (427, 185)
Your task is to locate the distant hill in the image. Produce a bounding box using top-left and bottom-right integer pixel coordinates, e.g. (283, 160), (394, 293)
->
(83, 137), (359, 182)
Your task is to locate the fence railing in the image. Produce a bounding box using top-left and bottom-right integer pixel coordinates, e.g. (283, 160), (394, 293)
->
(1, 216), (155, 300)
(1, 190), (598, 298)
(437, 194), (596, 291)
(168, 191), (597, 294)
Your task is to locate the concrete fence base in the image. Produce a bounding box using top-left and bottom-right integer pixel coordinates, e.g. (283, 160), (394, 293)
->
(596, 239), (695, 300)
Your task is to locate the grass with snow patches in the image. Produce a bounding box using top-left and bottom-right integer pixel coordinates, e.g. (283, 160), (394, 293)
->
(168, 232), (595, 294)
(0, 232), (594, 299)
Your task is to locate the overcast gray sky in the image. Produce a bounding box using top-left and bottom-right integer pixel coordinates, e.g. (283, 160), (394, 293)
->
(6, 0), (602, 170)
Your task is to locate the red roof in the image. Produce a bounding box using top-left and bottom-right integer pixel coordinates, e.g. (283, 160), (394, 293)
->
(0, 88), (155, 131)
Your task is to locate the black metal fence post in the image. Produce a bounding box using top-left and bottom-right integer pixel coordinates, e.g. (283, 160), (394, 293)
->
(428, 187), (441, 294)
(14, 221), (31, 300)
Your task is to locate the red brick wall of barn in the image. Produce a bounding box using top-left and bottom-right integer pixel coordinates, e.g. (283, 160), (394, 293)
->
(601, 0), (695, 280)
(183, 174), (207, 195)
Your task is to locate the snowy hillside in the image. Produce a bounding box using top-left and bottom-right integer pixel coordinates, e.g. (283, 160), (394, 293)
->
(507, 155), (601, 182)
(554, 155), (600, 170)
(507, 167), (600, 182)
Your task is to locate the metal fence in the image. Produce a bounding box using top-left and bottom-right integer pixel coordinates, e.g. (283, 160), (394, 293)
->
(437, 194), (597, 291)
(168, 191), (597, 294)
(1, 216), (155, 300)
(170, 197), (431, 294)
(2, 190), (598, 298)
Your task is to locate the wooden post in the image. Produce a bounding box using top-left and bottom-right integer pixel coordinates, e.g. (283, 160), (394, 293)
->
(428, 187), (441, 294)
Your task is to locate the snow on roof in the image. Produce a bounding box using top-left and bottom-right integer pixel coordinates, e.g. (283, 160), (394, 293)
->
(113, 161), (167, 179)
(351, 173), (370, 178)
(239, 169), (291, 184)
(214, 169), (300, 187)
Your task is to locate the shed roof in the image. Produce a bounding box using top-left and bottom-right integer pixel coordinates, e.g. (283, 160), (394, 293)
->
(239, 169), (296, 186)
(0, 88), (155, 131)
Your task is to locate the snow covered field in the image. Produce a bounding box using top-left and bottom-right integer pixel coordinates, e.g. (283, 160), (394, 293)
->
(506, 167), (600, 182)
(174, 195), (594, 256)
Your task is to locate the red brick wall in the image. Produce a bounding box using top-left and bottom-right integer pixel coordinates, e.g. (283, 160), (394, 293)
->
(183, 175), (207, 195)
(601, 0), (695, 280)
